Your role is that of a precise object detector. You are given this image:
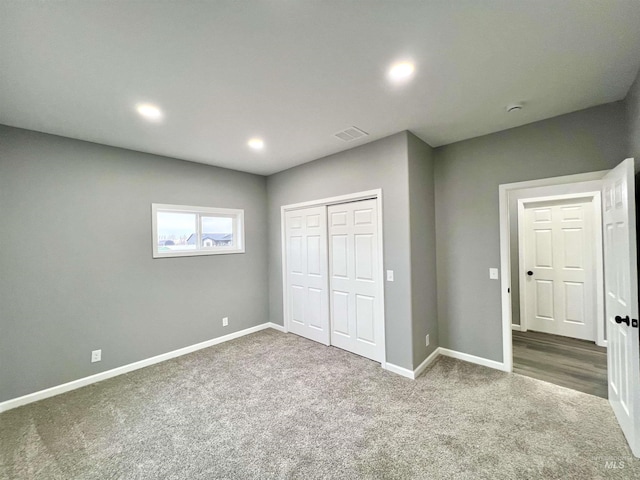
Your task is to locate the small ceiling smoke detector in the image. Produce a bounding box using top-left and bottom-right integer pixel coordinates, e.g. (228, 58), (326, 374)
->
(334, 126), (369, 142)
(506, 104), (523, 113)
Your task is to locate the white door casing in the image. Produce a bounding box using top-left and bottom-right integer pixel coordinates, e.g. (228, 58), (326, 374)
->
(328, 200), (384, 362)
(520, 198), (597, 341)
(603, 158), (640, 457)
(500, 171), (611, 374)
(284, 206), (330, 345)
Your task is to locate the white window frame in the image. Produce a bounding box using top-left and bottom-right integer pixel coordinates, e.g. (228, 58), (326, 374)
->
(152, 203), (245, 258)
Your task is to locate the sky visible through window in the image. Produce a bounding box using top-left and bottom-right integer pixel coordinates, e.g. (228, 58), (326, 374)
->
(157, 212), (196, 237)
(202, 216), (232, 234)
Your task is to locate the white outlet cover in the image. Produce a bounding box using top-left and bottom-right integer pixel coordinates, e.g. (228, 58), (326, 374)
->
(222, 317), (229, 326)
(489, 268), (499, 280)
(386, 270), (394, 282)
(91, 349), (102, 363)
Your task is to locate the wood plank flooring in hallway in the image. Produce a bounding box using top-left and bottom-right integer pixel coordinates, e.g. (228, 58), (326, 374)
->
(513, 330), (607, 398)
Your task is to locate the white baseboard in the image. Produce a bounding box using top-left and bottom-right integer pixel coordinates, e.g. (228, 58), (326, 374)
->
(0, 323), (279, 414)
(267, 322), (286, 333)
(439, 347), (508, 372)
(413, 348), (441, 378)
(511, 324), (522, 331)
(386, 346), (506, 379)
(385, 347), (441, 380)
(1, 327), (509, 413)
(384, 362), (415, 379)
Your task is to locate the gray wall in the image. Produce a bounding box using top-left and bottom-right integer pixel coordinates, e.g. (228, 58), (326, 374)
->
(626, 68), (640, 160)
(0, 125), (269, 402)
(407, 133), (439, 366)
(434, 102), (627, 362)
(267, 132), (415, 370)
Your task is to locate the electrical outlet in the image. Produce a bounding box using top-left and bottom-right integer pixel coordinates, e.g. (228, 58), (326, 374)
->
(222, 317), (229, 327)
(426, 334), (430, 347)
(489, 268), (499, 280)
(91, 349), (102, 363)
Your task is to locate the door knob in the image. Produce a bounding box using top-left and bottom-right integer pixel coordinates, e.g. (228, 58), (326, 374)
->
(527, 270), (533, 276)
(615, 315), (630, 326)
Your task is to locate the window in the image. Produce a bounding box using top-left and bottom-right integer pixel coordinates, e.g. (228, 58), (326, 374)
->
(152, 204), (244, 258)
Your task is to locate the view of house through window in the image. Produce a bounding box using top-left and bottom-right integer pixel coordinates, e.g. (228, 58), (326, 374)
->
(152, 204), (244, 258)
(198, 216), (234, 247)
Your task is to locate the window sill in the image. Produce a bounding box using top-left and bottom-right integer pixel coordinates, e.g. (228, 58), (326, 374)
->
(152, 248), (245, 259)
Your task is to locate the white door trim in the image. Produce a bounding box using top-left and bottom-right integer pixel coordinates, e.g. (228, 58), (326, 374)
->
(516, 192), (605, 346)
(499, 171), (609, 372)
(280, 189), (387, 368)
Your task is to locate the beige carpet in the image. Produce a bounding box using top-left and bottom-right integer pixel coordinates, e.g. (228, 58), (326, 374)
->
(1, 329), (638, 479)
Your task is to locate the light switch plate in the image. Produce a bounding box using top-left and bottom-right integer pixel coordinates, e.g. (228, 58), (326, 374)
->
(386, 270), (394, 282)
(489, 268), (499, 280)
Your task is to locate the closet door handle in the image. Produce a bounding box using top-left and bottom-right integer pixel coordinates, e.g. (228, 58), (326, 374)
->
(526, 270), (533, 276)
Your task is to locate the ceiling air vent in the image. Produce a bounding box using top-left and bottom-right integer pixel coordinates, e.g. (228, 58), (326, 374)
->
(334, 126), (369, 142)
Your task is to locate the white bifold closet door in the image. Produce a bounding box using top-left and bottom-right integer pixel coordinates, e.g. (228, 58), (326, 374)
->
(328, 200), (383, 362)
(284, 199), (383, 363)
(284, 207), (330, 345)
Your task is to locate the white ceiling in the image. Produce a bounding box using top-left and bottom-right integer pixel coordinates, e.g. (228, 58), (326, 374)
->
(1, 1), (640, 175)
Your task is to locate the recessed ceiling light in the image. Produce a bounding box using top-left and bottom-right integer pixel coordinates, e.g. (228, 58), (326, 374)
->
(248, 138), (264, 150)
(388, 61), (415, 83)
(136, 103), (163, 121)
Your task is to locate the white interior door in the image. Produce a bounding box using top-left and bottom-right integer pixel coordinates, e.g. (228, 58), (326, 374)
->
(521, 198), (597, 341)
(285, 207), (330, 345)
(328, 199), (383, 362)
(603, 158), (640, 457)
